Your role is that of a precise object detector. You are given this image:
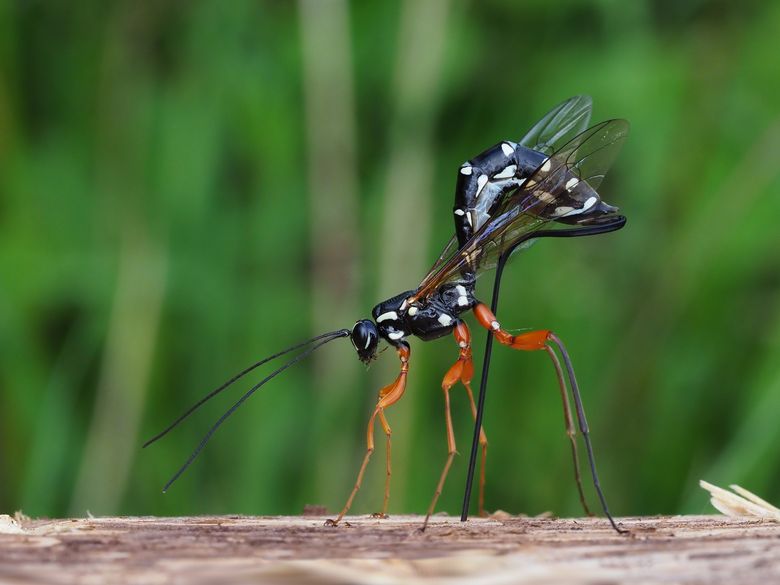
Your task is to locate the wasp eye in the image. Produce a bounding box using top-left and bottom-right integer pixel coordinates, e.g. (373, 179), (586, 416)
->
(351, 319), (379, 364)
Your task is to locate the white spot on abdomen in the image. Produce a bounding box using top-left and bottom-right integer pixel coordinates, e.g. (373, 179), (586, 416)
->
(388, 330), (405, 340)
(493, 165), (517, 180)
(553, 206), (574, 217)
(565, 177), (579, 191)
(475, 174), (488, 197)
(541, 158), (551, 172)
(554, 196), (598, 218)
(460, 164), (473, 175)
(454, 208), (465, 216)
(438, 314), (453, 326)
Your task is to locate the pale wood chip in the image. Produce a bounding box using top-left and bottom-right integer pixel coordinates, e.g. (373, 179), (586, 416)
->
(700, 480), (780, 521)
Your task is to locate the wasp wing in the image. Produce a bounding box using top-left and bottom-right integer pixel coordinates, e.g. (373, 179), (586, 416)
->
(519, 95), (593, 154)
(417, 233), (460, 286)
(415, 119), (629, 298)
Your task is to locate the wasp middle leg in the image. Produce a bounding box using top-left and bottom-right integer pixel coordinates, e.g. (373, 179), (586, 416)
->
(325, 343), (410, 527)
(472, 303), (624, 533)
(422, 322), (488, 531)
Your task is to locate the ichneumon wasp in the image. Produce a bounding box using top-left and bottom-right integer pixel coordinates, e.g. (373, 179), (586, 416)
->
(144, 95), (629, 533)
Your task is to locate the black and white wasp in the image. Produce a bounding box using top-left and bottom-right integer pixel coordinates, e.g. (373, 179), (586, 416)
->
(144, 96), (629, 533)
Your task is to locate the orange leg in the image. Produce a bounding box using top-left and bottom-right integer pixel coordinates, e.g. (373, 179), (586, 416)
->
(422, 322), (488, 530)
(325, 344), (410, 527)
(455, 333), (488, 517)
(473, 303), (624, 532)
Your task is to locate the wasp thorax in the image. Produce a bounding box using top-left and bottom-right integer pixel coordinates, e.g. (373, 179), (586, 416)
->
(351, 319), (379, 364)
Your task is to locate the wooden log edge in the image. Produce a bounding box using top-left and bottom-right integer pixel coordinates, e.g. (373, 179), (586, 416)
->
(1, 514), (779, 584)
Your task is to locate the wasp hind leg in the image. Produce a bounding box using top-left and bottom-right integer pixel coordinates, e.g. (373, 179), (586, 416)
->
(472, 303), (625, 534)
(544, 345), (592, 517)
(325, 344), (410, 527)
(422, 322), (488, 531)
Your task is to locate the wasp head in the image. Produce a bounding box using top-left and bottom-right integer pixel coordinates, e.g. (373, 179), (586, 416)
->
(351, 319), (379, 364)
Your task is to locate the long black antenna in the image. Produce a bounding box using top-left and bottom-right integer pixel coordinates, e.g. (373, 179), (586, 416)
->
(143, 329), (348, 448)
(160, 329), (350, 493)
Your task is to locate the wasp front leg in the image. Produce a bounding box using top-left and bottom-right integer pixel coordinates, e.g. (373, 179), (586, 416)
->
(325, 343), (410, 527)
(472, 303), (625, 533)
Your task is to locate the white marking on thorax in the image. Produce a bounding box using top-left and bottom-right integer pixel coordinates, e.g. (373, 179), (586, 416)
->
(454, 208), (465, 216)
(454, 285), (469, 307)
(493, 164), (517, 180)
(407, 306), (418, 316)
(460, 164), (473, 175)
(438, 313), (453, 326)
(377, 311), (398, 323)
(565, 177), (580, 191)
(388, 330), (405, 340)
(475, 174), (488, 197)
(582, 196), (597, 211)
(501, 142), (515, 156)
(364, 337), (372, 349)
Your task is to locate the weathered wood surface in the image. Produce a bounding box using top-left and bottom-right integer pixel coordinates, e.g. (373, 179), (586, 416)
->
(1, 514), (779, 584)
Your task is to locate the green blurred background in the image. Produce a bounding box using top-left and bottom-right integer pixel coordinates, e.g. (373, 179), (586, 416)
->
(1, 0), (779, 520)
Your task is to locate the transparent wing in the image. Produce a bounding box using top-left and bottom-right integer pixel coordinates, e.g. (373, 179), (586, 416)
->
(519, 95), (593, 154)
(415, 119), (629, 298)
(418, 234), (459, 284)
(564, 118), (628, 192)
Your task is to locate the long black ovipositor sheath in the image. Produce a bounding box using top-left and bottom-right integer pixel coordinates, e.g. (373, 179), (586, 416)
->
(460, 249), (507, 521)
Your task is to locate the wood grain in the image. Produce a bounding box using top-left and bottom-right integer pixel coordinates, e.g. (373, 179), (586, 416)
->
(1, 514), (779, 584)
